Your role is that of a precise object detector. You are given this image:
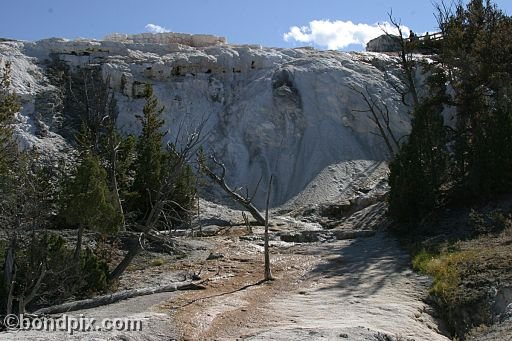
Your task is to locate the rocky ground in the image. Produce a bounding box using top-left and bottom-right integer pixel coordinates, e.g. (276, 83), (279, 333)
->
(170, 228), (448, 340)
(1, 199), (450, 341)
(4, 160), (510, 341)
(0, 160), (455, 341)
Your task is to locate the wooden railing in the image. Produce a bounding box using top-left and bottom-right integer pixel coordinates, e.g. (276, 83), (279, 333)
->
(406, 32), (443, 43)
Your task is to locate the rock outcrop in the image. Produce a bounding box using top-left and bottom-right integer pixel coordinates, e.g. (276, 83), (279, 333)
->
(0, 35), (413, 207)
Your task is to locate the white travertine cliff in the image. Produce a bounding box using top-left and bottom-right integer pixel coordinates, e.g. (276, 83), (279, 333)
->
(104, 32), (226, 47)
(0, 34), (413, 207)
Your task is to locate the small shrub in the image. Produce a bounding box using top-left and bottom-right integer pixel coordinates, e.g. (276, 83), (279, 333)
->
(80, 248), (109, 294)
(411, 249), (436, 273)
(413, 248), (478, 301)
(151, 257), (166, 267)
(468, 209), (510, 235)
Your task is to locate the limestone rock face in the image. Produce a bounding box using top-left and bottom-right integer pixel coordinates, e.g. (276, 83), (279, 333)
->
(0, 36), (412, 207)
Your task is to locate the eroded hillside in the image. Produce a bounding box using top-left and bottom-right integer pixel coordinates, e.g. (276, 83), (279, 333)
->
(0, 34), (412, 207)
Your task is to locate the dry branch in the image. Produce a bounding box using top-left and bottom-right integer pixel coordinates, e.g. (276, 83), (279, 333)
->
(348, 84), (400, 157)
(198, 154), (266, 225)
(32, 281), (205, 315)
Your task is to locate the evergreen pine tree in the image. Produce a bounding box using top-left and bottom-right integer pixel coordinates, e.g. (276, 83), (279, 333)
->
(439, 0), (512, 196)
(0, 61), (20, 178)
(129, 84), (197, 226)
(61, 152), (122, 260)
(131, 84), (166, 218)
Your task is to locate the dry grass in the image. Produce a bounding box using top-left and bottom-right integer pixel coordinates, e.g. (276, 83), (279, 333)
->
(150, 257), (166, 267)
(411, 218), (512, 338)
(413, 248), (479, 300)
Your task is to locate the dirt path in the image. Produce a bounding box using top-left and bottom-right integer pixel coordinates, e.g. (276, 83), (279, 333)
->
(1, 227), (448, 340)
(171, 231), (449, 340)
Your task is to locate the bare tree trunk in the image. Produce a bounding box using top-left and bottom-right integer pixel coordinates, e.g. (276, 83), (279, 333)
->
(111, 146), (125, 231)
(19, 264), (46, 314)
(108, 234), (143, 282)
(264, 175), (273, 281)
(386, 12), (419, 108)
(199, 155), (266, 225)
(197, 194), (202, 235)
(3, 236), (16, 315)
(6, 269), (15, 315)
(242, 211), (252, 234)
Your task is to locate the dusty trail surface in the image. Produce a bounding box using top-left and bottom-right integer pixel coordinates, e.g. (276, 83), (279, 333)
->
(171, 229), (448, 340)
(1, 226), (448, 341)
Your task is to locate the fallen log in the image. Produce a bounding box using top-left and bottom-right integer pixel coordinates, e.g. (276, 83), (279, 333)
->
(32, 281), (205, 315)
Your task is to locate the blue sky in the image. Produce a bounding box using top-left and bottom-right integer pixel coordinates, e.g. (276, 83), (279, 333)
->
(2, 0), (511, 51)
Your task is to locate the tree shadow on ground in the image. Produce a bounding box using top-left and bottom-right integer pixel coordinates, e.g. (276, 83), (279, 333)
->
(174, 279), (266, 309)
(307, 232), (414, 298)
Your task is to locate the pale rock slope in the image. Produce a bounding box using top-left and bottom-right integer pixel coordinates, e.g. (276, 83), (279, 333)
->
(0, 34), (412, 207)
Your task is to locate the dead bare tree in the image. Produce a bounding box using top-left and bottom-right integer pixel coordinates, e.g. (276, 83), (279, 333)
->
(348, 84), (401, 157)
(2, 236), (16, 315)
(65, 68), (128, 232)
(346, 11), (423, 157)
(103, 88), (127, 232)
(197, 153), (266, 225)
(384, 11), (420, 108)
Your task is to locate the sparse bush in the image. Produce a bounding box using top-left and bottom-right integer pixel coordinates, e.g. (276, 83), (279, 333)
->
(410, 228), (512, 339)
(1, 232), (110, 314)
(468, 209), (510, 235)
(151, 257), (166, 267)
(80, 248), (109, 294)
(413, 249), (477, 299)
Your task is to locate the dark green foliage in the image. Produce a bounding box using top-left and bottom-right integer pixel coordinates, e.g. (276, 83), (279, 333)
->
(0, 61), (20, 178)
(0, 61), (119, 315)
(0, 60), (198, 314)
(5, 232), (109, 313)
(80, 248), (109, 294)
(389, 0), (512, 223)
(389, 68), (449, 224)
(465, 98), (512, 194)
(131, 84), (166, 217)
(163, 152), (197, 224)
(116, 134), (138, 193)
(0, 151), (63, 314)
(61, 152), (122, 235)
(129, 84), (196, 225)
(1, 152), (61, 235)
(440, 0), (512, 196)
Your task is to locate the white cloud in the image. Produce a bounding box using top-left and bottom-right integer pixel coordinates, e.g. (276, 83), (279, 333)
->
(145, 24), (170, 34)
(283, 20), (409, 50)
